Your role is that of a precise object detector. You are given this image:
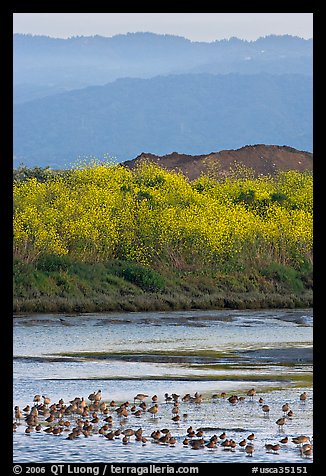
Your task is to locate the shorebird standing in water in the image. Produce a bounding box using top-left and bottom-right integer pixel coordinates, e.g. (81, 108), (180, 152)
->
(282, 403), (290, 415)
(247, 388), (256, 400)
(134, 393), (148, 404)
(262, 404), (270, 416)
(276, 417), (286, 431)
(147, 403), (159, 418)
(245, 444), (254, 457)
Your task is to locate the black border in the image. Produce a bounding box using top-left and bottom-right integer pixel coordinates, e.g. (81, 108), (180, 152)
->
(5, 8), (320, 475)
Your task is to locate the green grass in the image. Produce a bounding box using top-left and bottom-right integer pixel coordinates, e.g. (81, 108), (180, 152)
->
(13, 256), (313, 313)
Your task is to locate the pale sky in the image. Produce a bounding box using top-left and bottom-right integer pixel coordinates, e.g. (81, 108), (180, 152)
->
(13, 13), (313, 42)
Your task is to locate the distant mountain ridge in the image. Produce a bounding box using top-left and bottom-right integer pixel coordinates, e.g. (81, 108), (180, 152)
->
(14, 33), (312, 104)
(13, 72), (312, 167)
(123, 145), (313, 179)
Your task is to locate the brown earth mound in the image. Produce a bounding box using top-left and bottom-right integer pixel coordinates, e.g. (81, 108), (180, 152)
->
(123, 144), (313, 180)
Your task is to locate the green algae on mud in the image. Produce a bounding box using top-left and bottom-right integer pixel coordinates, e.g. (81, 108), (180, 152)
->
(56, 349), (237, 362)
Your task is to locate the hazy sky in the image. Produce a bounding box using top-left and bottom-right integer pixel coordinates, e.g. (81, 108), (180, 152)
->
(13, 13), (313, 42)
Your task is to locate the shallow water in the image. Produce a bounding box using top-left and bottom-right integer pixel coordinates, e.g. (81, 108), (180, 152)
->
(13, 309), (313, 463)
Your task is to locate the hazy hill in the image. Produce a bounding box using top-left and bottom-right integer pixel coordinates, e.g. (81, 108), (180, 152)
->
(13, 73), (312, 168)
(124, 145), (313, 179)
(13, 33), (312, 103)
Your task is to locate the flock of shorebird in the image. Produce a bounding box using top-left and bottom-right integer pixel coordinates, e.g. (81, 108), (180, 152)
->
(13, 388), (312, 459)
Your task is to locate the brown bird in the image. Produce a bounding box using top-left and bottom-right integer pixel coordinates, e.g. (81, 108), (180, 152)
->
(164, 393), (173, 403)
(262, 404), (270, 415)
(302, 443), (312, 452)
(94, 390), (102, 402)
(172, 415), (180, 422)
(147, 404), (159, 418)
(271, 444), (281, 453)
(33, 395), (41, 404)
(190, 439), (204, 450)
(219, 431), (227, 440)
(245, 444), (254, 456)
(265, 444), (274, 452)
(169, 436), (177, 446)
(221, 439), (232, 449)
(282, 403), (290, 414)
(221, 392), (227, 398)
(194, 394), (203, 404)
(105, 431), (115, 440)
(187, 426), (196, 437)
(239, 439), (247, 448)
(171, 404), (179, 414)
(141, 437), (148, 445)
(280, 436), (289, 444)
(183, 438), (189, 446)
(247, 433), (255, 441)
(276, 417), (286, 430)
(300, 392), (307, 402)
(135, 428), (143, 438)
(152, 395), (158, 402)
(206, 440), (217, 449)
(134, 393), (148, 404)
(14, 406), (23, 422)
(122, 428), (134, 439)
(42, 396), (51, 406)
(259, 397), (264, 404)
(292, 435), (311, 445)
(182, 394), (191, 402)
(151, 430), (161, 441)
(159, 434), (170, 444)
(287, 410), (294, 418)
(228, 395), (238, 405)
(247, 388), (256, 399)
(301, 448), (313, 458)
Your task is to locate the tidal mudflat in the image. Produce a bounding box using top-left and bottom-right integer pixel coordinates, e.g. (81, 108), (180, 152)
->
(13, 309), (313, 463)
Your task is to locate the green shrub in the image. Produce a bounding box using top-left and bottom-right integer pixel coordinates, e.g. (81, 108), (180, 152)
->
(261, 262), (304, 293)
(36, 253), (72, 272)
(107, 260), (165, 292)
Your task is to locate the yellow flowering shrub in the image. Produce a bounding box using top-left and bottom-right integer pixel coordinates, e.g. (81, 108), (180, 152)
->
(13, 162), (313, 269)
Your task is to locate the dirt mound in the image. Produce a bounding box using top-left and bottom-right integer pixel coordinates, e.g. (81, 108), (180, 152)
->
(123, 144), (313, 179)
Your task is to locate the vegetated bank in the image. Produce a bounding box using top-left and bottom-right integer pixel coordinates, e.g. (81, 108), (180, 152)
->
(13, 161), (313, 313)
